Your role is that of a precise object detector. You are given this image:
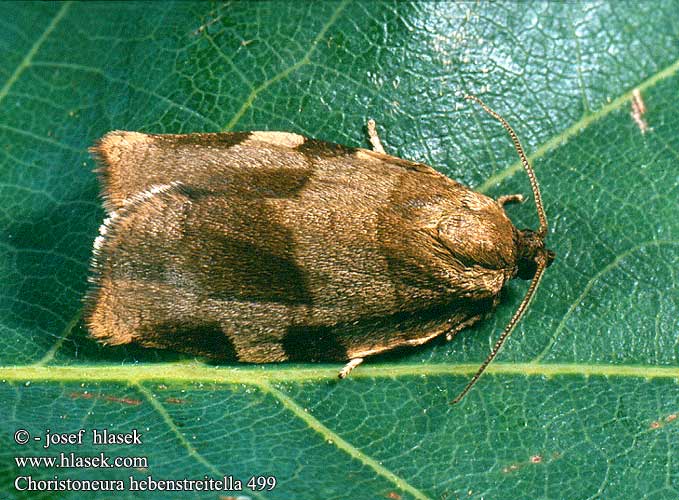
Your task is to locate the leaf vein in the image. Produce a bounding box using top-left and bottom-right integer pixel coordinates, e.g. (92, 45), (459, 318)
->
(532, 239), (679, 363)
(30, 61), (221, 130)
(260, 380), (431, 500)
(223, 0), (349, 131)
(8, 363), (679, 384)
(0, 2), (71, 106)
(477, 55), (679, 192)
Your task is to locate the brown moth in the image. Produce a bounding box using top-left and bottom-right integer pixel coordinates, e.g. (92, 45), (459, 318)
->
(85, 96), (554, 402)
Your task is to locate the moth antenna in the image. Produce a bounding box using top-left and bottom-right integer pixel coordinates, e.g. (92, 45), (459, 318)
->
(464, 95), (548, 237)
(451, 253), (548, 404)
(452, 96), (551, 403)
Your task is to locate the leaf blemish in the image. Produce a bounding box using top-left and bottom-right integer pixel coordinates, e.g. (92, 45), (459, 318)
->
(69, 391), (94, 400)
(192, 10), (223, 36)
(630, 88), (649, 134)
(69, 391), (141, 406)
(650, 412), (678, 429)
(165, 397), (187, 404)
(103, 395), (142, 405)
(502, 452), (549, 473)
(502, 464), (521, 474)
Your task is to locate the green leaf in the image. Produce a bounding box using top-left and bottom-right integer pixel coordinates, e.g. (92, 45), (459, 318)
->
(1, 1), (678, 499)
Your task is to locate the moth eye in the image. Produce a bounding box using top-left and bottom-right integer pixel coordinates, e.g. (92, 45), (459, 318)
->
(516, 258), (538, 280)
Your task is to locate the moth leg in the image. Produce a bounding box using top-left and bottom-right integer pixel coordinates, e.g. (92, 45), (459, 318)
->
(366, 119), (387, 154)
(445, 314), (483, 342)
(497, 193), (524, 207)
(338, 357), (364, 379)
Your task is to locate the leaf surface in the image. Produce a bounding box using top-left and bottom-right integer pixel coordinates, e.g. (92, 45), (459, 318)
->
(1, 2), (678, 499)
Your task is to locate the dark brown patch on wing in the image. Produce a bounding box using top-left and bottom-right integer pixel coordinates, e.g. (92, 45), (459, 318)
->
(179, 186), (313, 305)
(181, 163), (312, 198)
(151, 131), (253, 148)
(90, 131), (254, 212)
(295, 138), (357, 158)
(193, 233), (312, 304)
(283, 300), (488, 362)
(282, 325), (348, 362)
(142, 321), (238, 359)
(200, 168), (311, 199)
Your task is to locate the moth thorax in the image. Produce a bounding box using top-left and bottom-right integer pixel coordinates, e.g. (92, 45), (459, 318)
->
(515, 229), (555, 280)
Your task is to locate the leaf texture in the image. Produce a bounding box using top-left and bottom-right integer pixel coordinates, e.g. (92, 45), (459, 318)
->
(0, 2), (678, 499)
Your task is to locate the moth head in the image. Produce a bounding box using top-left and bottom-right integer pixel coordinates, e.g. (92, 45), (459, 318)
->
(516, 228), (556, 280)
(452, 95), (556, 404)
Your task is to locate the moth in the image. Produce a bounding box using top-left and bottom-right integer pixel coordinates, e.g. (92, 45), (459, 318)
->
(86, 96), (554, 402)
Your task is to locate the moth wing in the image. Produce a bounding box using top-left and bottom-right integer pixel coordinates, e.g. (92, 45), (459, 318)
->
(89, 130), (444, 214)
(86, 181), (319, 361)
(94, 131), (341, 212)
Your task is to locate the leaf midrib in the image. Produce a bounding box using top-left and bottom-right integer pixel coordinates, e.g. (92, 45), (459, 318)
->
(2, 363), (678, 385)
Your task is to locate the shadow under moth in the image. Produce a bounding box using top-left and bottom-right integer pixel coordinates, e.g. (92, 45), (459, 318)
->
(85, 96), (554, 402)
